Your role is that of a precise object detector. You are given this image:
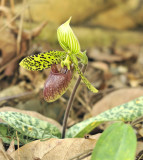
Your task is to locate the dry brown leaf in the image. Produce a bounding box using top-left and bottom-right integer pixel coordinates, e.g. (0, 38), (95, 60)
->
(6, 140), (15, 156)
(0, 139), (9, 160)
(138, 128), (143, 137)
(0, 6), (18, 77)
(106, 75), (127, 88)
(136, 142), (143, 157)
(92, 88), (143, 116)
(11, 134), (100, 160)
(0, 26), (16, 66)
(19, 67), (45, 92)
(90, 62), (109, 73)
(0, 6), (47, 78)
(88, 47), (137, 63)
(0, 84), (26, 98)
(0, 107), (61, 131)
(88, 48), (122, 63)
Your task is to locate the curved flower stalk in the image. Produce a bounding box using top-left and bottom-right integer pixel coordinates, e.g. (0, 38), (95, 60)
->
(20, 18), (98, 102)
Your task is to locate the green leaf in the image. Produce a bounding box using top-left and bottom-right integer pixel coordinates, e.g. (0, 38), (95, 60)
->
(20, 51), (66, 71)
(70, 55), (98, 93)
(91, 122), (137, 160)
(0, 123), (35, 145)
(66, 96), (143, 138)
(57, 17), (80, 54)
(0, 112), (61, 139)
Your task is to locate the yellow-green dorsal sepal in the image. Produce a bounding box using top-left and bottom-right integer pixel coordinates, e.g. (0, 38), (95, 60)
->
(19, 51), (67, 71)
(57, 17), (80, 54)
(70, 55), (98, 93)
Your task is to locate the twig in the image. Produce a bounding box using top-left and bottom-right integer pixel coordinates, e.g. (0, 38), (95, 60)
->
(17, 0), (25, 55)
(0, 0), (5, 6)
(0, 4), (29, 32)
(131, 116), (143, 127)
(138, 153), (143, 160)
(76, 95), (92, 113)
(10, 0), (15, 14)
(0, 74), (5, 81)
(16, 131), (20, 160)
(62, 64), (87, 138)
(0, 6), (13, 20)
(0, 91), (34, 102)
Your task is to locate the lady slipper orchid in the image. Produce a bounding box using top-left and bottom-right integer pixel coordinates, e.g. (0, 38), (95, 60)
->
(20, 18), (98, 102)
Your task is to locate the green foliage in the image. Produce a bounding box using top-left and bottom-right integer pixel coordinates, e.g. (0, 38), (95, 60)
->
(91, 122), (137, 160)
(0, 112), (61, 143)
(0, 123), (35, 145)
(66, 96), (143, 138)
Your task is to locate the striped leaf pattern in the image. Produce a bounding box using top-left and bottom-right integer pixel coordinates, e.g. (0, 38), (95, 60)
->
(57, 17), (80, 54)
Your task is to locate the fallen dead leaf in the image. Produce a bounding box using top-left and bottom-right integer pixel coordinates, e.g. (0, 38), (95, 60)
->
(106, 75), (127, 88)
(92, 87), (143, 116)
(0, 107), (61, 131)
(6, 140), (15, 156)
(19, 67), (45, 92)
(138, 128), (143, 137)
(11, 134), (100, 160)
(88, 47), (138, 63)
(136, 142), (143, 157)
(0, 84), (26, 98)
(0, 6), (47, 78)
(88, 48), (122, 63)
(90, 62), (109, 74)
(0, 139), (9, 160)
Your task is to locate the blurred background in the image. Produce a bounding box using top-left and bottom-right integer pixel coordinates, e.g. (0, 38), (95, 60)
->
(0, 0), (143, 126)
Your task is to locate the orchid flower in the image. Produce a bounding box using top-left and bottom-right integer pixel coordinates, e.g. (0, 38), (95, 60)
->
(20, 17), (98, 102)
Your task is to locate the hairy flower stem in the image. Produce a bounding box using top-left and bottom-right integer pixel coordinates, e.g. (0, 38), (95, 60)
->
(62, 64), (87, 138)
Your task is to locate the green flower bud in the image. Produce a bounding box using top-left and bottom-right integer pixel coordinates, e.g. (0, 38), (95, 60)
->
(57, 17), (80, 54)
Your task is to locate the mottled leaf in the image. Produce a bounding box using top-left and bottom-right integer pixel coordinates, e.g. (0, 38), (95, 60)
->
(91, 122), (136, 160)
(70, 55), (98, 93)
(0, 112), (61, 139)
(0, 123), (35, 145)
(20, 51), (66, 71)
(66, 96), (143, 138)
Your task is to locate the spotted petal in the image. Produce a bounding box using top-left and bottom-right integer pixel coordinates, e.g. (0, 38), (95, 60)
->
(70, 55), (98, 93)
(20, 51), (66, 71)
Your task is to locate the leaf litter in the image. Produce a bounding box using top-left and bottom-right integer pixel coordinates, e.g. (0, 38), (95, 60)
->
(0, 1), (143, 160)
